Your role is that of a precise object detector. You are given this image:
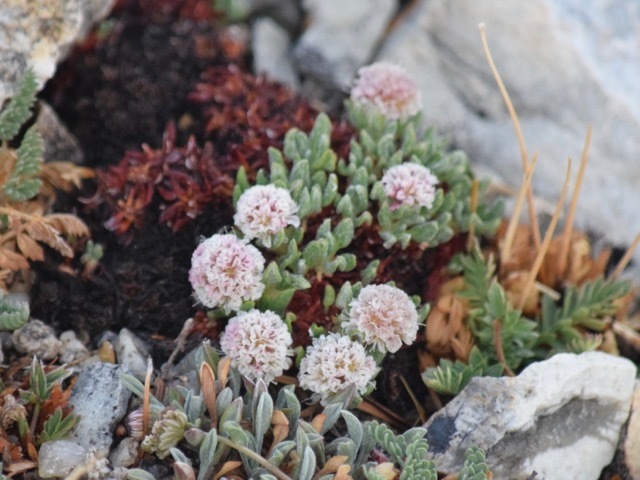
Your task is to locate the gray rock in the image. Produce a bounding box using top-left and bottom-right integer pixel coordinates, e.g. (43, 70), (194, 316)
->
(116, 328), (149, 381)
(36, 102), (84, 165)
(38, 440), (87, 478)
(59, 330), (90, 364)
(12, 319), (61, 360)
(294, 0), (397, 90)
(424, 352), (636, 480)
(245, 0), (302, 31)
(378, 0), (640, 274)
(252, 17), (299, 89)
(623, 380), (640, 478)
(109, 437), (139, 468)
(69, 363), (131, 457)
(0, 0), (115, 105)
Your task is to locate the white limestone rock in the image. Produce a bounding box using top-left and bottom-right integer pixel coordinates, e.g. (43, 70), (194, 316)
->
(378, 0), (640, 274)
(252, 17), (299, 89)
(38, 440), (87, 478)
(294, 0), (397, 90)
(69, 363), (131, 457)
(116, 328), (149, 381)
(424, 352), (637, 480)
(0, 0), (115, 105)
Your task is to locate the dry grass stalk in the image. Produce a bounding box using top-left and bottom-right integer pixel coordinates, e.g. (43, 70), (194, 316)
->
(142, 357), (153, 438)
(558, 127), (591, 277)
(479, 23), (541, 251)
(611, 232), (640, 279)
(500, 154), (538, 266)
(398, 374), (427, 424)
(517, 159), (572, 312)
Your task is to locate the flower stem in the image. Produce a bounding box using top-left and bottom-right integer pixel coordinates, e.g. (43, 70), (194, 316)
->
(217, 435), (293, 480)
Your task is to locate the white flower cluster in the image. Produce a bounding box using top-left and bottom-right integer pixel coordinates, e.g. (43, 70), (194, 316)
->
(298, 333), (378, 405)
(189, 233), (265, 312)
(343, 284), (419, 353)
(234, 185), (300, 247)
(381, 163), (438, 210)
(350, 62), (423, 120)
(220, 309), (293, 383)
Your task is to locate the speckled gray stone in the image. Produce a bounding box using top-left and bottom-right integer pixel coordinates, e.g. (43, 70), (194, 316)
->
(0, 0), (115, 105)
(12, 319), (61, 360)
(38, 440), (87, 478)
(69, 363), (131, 457)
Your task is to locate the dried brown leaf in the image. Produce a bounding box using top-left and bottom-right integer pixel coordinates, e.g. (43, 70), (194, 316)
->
(23, 221), (72, 257)
(40, 162), (94, 192)
(314, 456), (350, 478)
(15, 232), (44, 262)
(213, 461), (243, 480)
(44, 214), (90, 238)
(0, 245), (28, 270)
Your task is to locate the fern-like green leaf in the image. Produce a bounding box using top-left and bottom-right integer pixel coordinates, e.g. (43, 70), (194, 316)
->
(3, 124), (43, 201)
(0, 70), (38, 140)
(422, 347), (503, 395)
(38, 407), (80, 445)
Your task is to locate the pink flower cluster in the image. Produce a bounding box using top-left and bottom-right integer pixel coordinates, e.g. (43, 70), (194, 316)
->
(234, 185), (300, 247)
(381, 163), (438, 210)
(350, 62), (422, 120)
(298, 333), (378, 405)
(189, 234), (265, 312)
(220, 310), (293, 383)
(343, 284), (419, 353)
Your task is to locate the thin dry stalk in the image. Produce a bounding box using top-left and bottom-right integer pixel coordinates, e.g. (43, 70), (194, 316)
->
(358, 399), (409, 430)
(479, 23), (541, 251)
(501, 154), (538, 264)
(492, 320), (515, 377)
(467, 179), (479, 252)
(558, 127), (592, 276)
(518, 159), (572, 311)
(398, 374), (427, 424)
(143, 357), (153, 438)
(611, 232), (640, 279)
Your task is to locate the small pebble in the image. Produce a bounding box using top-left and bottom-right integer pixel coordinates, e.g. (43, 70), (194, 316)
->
(12, 319), (61, 360)
(59, 330), (90, 364)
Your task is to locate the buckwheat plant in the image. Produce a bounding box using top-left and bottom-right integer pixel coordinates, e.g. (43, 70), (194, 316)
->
(220, 309), (293, 383)
(122, 342), (491, 480)
(189, 233), (265, 312)
(190, 61), (502, 405)
(298, 333), (378, 405)
(343, 284), (419, 354)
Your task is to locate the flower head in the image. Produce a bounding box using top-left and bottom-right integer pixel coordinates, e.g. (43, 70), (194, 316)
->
(220, 309), (293, 382)
(234, 185), (299, 247)
(189, 234), (265, 312)
(381, 163), (438, 210)
(351, 62), (422, 120)
(141, 409), (188, 459)
(298, 333), (378, 405)
(344, 284), (419, 353)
